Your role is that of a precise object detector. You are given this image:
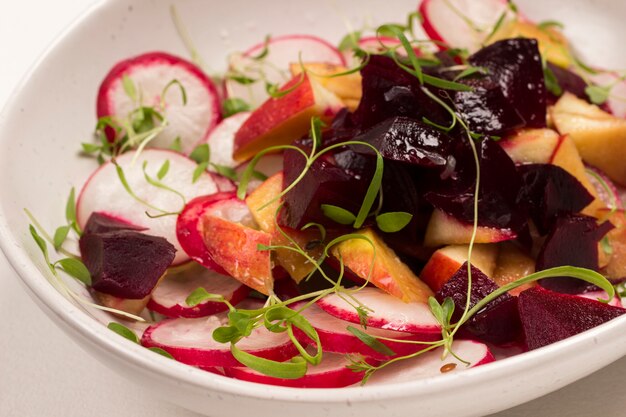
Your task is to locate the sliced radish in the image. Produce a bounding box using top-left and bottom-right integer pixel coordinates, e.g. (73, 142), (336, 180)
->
(76, 149), (218, 265)
(366, 340), (494, 384)
(419, 0), (511, 52)
(204, 112), (251, 169)
(294, 303), (438, 361)
(97, 51), (221, 154)
(586, 165), (624, 210)
(141, 311), (297, 368)
(590, 72), (626, 119)
(225, 34), (345, 108)
(176, 192), (243, 272)
(317, 287), (441, 335)
(147, 266), (249, 318)
(224, 352), (372, 388)
(578, 290), (623, 308)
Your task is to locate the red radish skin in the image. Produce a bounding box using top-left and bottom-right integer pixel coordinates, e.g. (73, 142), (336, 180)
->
(204, 112), (251, 169)
(141, 312), (298, 368)
(294, 303), (438, 361)
(147, 266), (249, 318)
(225, 34), (345, 108)
(175, 193), (238, 273)
(578, 291), (623, 308)
(97, 52), (221, 154)
(224, 352), (374, 388)
(366, 340), (495, 385)
(586, 165), (624, 210)
(317, 287), (441, 335)
(76, 149), (219, 265)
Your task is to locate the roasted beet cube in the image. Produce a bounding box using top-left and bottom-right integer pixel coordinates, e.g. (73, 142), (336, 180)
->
(518, 286), (625, 350)
(436, 262), (521, 345)
(80, 226), (175, 299)
(546, 62), (588, 104)
(83, 212), (147, 235)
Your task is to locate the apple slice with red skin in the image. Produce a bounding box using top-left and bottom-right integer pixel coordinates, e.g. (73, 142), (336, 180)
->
(420, 244), (499, 292)
(330, 228), (434, 303)
(232, 73), (342, 162)
(424, 209), (517, 247)
(499, 128), (560, 164)
(492, 243), (536, 297)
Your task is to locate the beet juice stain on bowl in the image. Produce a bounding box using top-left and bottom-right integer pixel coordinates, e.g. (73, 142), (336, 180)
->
(3, 0), (626, 416)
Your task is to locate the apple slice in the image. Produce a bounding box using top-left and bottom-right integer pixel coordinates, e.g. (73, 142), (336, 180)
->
(551, 92), (626, 186)
(330, 228), (433, 303)
(499, 128), (560, 164)
(245, 172), (322, 282)
(289, 62), (362, 109)
(420, 244), (499, 292)
(233, 74), (342, 162)
(492, 243), (536, 296)
(423, 209), (516, 247)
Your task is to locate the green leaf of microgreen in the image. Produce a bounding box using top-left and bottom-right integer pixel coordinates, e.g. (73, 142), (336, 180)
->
(186, 287), (225, 307)
(483, 8), (508, 44)
(356, 306), (370, 328)
(265, 305), (323, 365)
(252, 170), (268, 181)
(222, 97), (251, 117)
(537, 20), (564, 30)
(189, 143), (210, 164)
(161, 79), (188, 107)
(338, 31), (362, 52)
(169, 137), (182, 153)
(211, 163), (238, 181)
(231, 344), (308, 379)
(65, 187), (80, 234)
(107, 322), (139, 343)
(213, 326), (242, 343)
(192, 162), (209, 183)
(375, 212), (413, 233)
(347, 325), (396, 356)
(122, 75), (137, 102)
(251, 34), (272, 61)
(601, 236), (613, 255)
(453, 66), (489, 82)
(585, 84), (611, 105)
(148, 347), (174, 359)
(542, 56), (562, 96)
(228, 74), (257, 85)
(442, 297), (455, 326)
(157, 160), (170, 180)
(29, 224), (51, 268)
(54, 258), (92, 285)
(321, 204), (356, 225)
(378, 24), (423, 84)
(353, 148), (383, 229)
(81, 142), (101, 153)
(302, 222), (327, 243)
(428, 296), (445, 325)
(53, 226), (70, 250)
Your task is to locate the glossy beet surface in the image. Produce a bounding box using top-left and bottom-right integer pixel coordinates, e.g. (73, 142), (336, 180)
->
(83, 211), (147, 235)
(518, 286), (625, 350)
(436, 262), (521, 345)
(537, 214), (614, 294)
(80, 215), (176, 299)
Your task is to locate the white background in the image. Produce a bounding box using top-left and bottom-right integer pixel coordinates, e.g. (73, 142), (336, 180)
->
(1, 1), (626, 416)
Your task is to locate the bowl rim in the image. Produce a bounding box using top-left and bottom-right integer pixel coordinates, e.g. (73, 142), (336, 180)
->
(1, 0), (626, 406)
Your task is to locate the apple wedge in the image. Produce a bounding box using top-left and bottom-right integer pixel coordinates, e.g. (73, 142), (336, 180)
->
(233, 74), (342, 162)
(423, 209), (516, 247)
(330, 228), (433, 302)
(420, 244), (499, 292)
(499, 128), (560, 164)
(245, 172), (323, 282)
(289, 62), (362, 110)
(551, 92), (626, 186)
(492, 243), (536, 296)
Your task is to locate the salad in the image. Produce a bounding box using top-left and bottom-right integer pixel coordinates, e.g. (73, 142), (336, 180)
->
(26, 0), (626, 388)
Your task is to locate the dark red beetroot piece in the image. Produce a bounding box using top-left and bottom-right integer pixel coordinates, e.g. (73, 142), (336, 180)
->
(546, 62), (588, 104)
(468, 38), (547, 128)
(518, 286), (625, 350)
(537, 214), (614, 294)
(517, 164), (594, 235)
(83, 212), (147, 235)
(436, 262), (521, 345)
(80, 214), (176, 299)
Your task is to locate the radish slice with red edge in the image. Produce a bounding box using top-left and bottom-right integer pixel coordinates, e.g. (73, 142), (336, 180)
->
(294, 303), (438, 361)
(419, 0), (512, 53)
(225, 34), (345, 109)
(224, 352), (375, 388)
(141, 300), (298, 367)
(204, 112), (251, 169)
(589, 72), (626, 119)
(176, 192), (243, 273)
(578, 291), (623, 308)
(317, 287), (441, 335)
(147, 266), (249, 318)
(586, 165), (624, 209)
(366, 340), (494, 385)
(77, 149), (219, 265)
(97, 52), (221, 154)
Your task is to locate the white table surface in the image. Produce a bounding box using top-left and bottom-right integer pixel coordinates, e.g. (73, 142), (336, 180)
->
(1, 1), (626, 416)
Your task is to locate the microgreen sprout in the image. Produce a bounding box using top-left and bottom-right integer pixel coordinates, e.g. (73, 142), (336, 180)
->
(108, 322), (174, 358)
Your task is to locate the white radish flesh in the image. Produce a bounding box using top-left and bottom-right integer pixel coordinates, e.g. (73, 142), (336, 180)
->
(204, 112), (251, 169)
(224, 352), (371, 388)
(590, 72), (626, 119)
(366, 340), (494, 385)
(77, 149), (218, 265)
(295, 303), (437, 360)
(97, 52), (221, 154)
(578, 291), (623, 308)
(225, 34), (345, 108)
(317, 287), (441, 335)
(148, 266), (249, 318)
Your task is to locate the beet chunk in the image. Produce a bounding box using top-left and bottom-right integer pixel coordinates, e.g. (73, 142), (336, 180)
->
(436, 262), (521, 345)
(546, 62), (588, 104)
(469, 38), (547, 128)
(517, 164), (594, 235)
(537, 214), (614, 294)
(518, 286), (625, 350)
(80, 225), (175, 299)
(83, 212), (147, 235)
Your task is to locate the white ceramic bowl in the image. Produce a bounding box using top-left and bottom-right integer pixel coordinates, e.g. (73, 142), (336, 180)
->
(1, 1), (626, 416)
